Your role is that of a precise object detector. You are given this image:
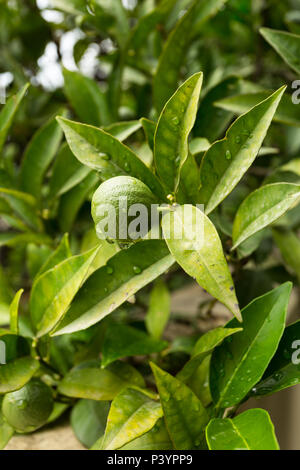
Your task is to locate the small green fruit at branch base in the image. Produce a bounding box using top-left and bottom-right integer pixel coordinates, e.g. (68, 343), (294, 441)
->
(92, 176), (159, 242)
(2, 379), (54, 433)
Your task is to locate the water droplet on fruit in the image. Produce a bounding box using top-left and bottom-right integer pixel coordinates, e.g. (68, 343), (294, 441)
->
(172, 116), (179, 125)
(274, 372), (283, 382)
(133, 266), (141, 274)
(235, 136), (241, 144)
(17, 399), (27, 409)
(225, 150), (231, 160)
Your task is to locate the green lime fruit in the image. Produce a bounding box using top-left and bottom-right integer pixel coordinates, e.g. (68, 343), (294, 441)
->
(2, 379), (54, 433)
(92, 176), (158, 242)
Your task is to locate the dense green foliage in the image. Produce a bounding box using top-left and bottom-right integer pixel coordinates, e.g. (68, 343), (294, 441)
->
(1, 0), (300, 450)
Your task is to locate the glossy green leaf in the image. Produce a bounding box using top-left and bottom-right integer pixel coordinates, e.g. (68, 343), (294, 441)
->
(58, 361), (145, 400)
(53, 240), (174, 336)
(57, 117), (165, 201)
(63, 68), (111, 126)
(252, 319), (300, 397)
(49, 144), (91, 199)
(141, 118), (156, 152)
(260, 27), (300, 74)
(47, 402), (69, 424)
(9, 289), (23, 335)
(153, 0), (226, 112)
(127, 0), (177, 54)
(97, 0), (129, 47)
(49, 122), (141, 199)
(0, 397), (14, 449)
(210, 282), (292, 409)
(179, 153), (201, 204)
(0, 188), (41, 231)
(36, 233), (71, 278)
(0, 306), (9, 327)
(0, 84), (29, 153)
(80, 228), (119, 275)
(215, 91), (300, 127)
(0, 332), (30, 358)
(272, 228), (300, 283)
(189, 137), (211, 156)
(146, 280), (170, 340)
(177, 327), (242, 383)
(199, 87), (285, 214)
(206, 409), (279, 450)
(71, 399), (110, 448)
(154, 73), (202, 194)
(186, 355), (212, 407)
(26, 244), (52, 280)
(232, 183), (300, 250)
(30, 247), (98, 337)
(120, 418), (172, 450)
(102, 323), (167, 368)
(151, 362), (209, 450)
(20, 115), (64, 199)
(194, 76), (243, 142)
(100, 388), (163, 450)
(58, 172), (99, 232)
(236, 229), (268, 260)
(0, 232), (51, 248)
(103, 120), (141, 140)
(162, 205), (241, 320)
(264, 158), (300, 186)
(0, 356), (39, 394)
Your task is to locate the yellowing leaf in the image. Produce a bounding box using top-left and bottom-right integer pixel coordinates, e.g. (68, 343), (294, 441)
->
(101, 388), (163, 450)
(30, 248), (98, 337)
(151, 362), (209, 450)
(162, 205), (241, 320)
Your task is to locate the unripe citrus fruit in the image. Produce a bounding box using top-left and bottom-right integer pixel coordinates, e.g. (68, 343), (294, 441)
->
(2, 379), (54, 433)
(92, 176), (158, 242)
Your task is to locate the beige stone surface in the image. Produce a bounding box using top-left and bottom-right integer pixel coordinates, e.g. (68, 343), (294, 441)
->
(5, 420), (85, 451)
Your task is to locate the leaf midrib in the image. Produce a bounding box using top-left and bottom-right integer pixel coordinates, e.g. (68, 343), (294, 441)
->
(230, 420), (250, 450)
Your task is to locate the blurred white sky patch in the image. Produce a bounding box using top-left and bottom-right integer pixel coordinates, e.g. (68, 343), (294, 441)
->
(0, 72), (14, 89)
(36, 0), (50, 8)
(41, 9), (64, 23)
(60, 29), (85, 70)
(79, 43), (101, 77)
(122, 0), (137, 10)
(0, 72), (14, 103)
(34, 0), (109, 89)
(36, 42), (63, 90)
